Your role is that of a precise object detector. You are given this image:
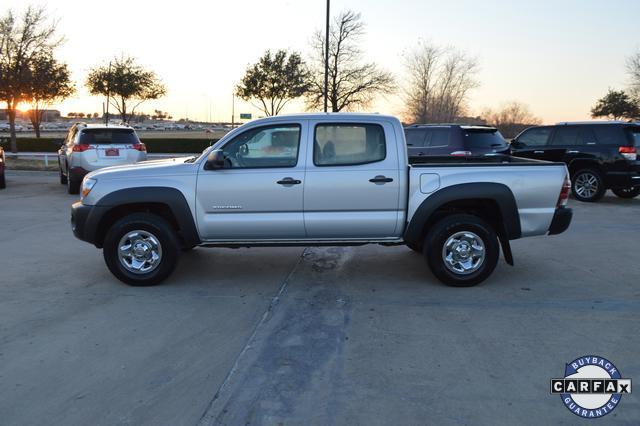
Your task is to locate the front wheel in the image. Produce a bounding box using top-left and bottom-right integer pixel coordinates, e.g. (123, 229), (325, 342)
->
(612, 186), (640, 199)
(424, 214), (499, 287)
(103, 213), (180, 286)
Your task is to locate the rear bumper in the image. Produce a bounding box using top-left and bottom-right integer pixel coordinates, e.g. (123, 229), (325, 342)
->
(605, 165), (640, 188)
(548, 207), (572, 235)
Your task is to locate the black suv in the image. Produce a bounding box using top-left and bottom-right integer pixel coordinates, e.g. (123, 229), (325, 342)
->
(404, 124), (510, 158)
(511, 122), (640, 202)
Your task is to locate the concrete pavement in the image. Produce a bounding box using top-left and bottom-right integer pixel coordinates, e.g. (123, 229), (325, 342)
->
(0, 170), (638, 425)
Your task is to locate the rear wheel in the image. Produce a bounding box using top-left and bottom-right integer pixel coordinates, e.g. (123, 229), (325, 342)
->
(424, 214), (499, 287)
(59, 161), (67, 184)
(103, 213), (180, 286)
(67, 168), (80, 194)
(571, 169), (605, 202)
(612, 186), (640, 199)
(0, 170), (5, 189)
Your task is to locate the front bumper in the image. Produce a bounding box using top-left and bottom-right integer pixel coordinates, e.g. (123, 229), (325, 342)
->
(71, 202), (109, 247)
(548, 207), (573, 235)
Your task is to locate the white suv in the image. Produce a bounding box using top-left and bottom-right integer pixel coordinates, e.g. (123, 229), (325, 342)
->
(58, 123), (147, 194)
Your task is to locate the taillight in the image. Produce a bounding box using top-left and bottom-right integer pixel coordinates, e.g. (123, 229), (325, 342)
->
(72, 144), (93, 152)
(132, 143), (146, 152)
(557, 174), (571, 207)
(450, 150), (472, 157)
(619, 146), (637, 161)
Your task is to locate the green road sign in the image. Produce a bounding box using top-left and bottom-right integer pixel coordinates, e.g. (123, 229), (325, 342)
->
(240, 113), (252, 119)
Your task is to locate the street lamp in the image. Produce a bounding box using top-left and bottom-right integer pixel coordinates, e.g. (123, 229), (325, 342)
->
(324, 0), (330, 113)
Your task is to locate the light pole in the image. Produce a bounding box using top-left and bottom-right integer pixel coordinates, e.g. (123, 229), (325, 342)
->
(323, 0), (330, 113)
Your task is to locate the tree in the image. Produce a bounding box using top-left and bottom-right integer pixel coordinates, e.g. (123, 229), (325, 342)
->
(481, 101), (542, 138)
(627, 50), (640, 101)
(236, 50), (310, 116)
(0, 6), (61, 152)
(306, 10), (395, 112)
(403, 41), (479, 124)
(590, 89), (639, 120)
(25, 52), (74, 137)
(85, 56), (166, 123)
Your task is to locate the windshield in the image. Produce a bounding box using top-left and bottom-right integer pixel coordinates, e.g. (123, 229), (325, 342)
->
(79, 129), (139, 145)
(463, 129), (507, 149)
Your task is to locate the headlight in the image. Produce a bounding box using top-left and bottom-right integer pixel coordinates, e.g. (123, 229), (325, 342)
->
(81, 178), (97, 199)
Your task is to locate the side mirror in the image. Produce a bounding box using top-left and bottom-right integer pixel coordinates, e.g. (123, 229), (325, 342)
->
(510, 139), (521, 148)
(204, 149), (226, 170)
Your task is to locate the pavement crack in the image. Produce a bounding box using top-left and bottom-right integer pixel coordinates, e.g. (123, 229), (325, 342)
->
(197, 248), (307, 425)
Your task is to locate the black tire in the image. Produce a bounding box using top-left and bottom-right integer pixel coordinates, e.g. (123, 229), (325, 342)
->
(103, 213), (180, 286)
(0, 171), (5, 189)
(67, 169), (80, 194)
(424, 214), (499, 287)
(571, 169), (605, 202)
(59, 163), (67, 185)
(612, 186), (640, 199)
(406, 242), (423, 253)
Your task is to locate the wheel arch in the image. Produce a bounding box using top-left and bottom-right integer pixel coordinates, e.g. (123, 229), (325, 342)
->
(88, 187), (200, 249)
(404, 183), (521, 257)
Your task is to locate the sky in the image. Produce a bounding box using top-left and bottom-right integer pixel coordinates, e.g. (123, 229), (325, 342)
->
(3, 0), (640, 124)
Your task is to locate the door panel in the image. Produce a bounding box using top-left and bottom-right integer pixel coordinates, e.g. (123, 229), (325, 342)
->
(196, 122), (307, 240)
(304, 121), (401, 239)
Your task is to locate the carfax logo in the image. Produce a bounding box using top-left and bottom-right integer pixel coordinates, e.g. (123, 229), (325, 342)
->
(550, 355), (632, 418)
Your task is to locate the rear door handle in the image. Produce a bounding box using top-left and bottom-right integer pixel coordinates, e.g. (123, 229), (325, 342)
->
(277, 177), (301, 185)
(567, 150), (579, 154)
(369, 175), (393, 183)
(534, 150), (544, 154)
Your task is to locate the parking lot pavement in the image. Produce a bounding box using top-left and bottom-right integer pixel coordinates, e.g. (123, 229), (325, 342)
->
(1, 170), (639, 425)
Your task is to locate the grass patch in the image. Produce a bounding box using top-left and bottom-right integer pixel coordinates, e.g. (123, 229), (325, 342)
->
(5, 157), (58, 171)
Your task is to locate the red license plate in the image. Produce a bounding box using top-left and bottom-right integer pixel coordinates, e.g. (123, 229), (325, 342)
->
(105, 148), (119, 156)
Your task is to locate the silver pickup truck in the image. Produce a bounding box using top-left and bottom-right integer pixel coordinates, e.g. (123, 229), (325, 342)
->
(71, 113), (572, 287)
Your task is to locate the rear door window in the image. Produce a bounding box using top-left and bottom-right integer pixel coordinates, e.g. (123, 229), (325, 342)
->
(314, 123), (386, 166)
(463, 129), (507, 149)
(79, 129), (140, 145)
(405, 129), (427, 147)
(550, 126), (596, 146)
(517, 127), (551, 146)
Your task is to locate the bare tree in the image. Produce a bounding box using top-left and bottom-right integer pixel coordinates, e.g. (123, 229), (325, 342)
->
(481, 101), (542, 138)
(0, 6), (61, 152)
(307, 10), (395, 112)
(403, 41), (479, 124)
(626, 50), (640, 101)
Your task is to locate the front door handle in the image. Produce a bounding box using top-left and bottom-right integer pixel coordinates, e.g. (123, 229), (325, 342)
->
(567, 150), (579, 154)
(533, 150), (544, 154)
(369, 175), (393, 183)
(277, 177), (301, 185)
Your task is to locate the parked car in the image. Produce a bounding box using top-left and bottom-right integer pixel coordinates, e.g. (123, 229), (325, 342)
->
(71, 113), (572, 288)
(511, 122), (640, 202)
(0, 144), (5, 189)
(58, 123), (147, 194)
(404, 124), (510, 159)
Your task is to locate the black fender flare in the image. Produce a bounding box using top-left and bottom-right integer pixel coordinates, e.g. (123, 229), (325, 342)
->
(403, 182), (522, 248)
(86, 187), (200, 248)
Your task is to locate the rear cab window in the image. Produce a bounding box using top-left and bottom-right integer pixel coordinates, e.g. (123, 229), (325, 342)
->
(79, 129), (140, 145)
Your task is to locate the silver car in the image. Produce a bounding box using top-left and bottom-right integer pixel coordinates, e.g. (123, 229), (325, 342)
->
(58, 123), (147, 194)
